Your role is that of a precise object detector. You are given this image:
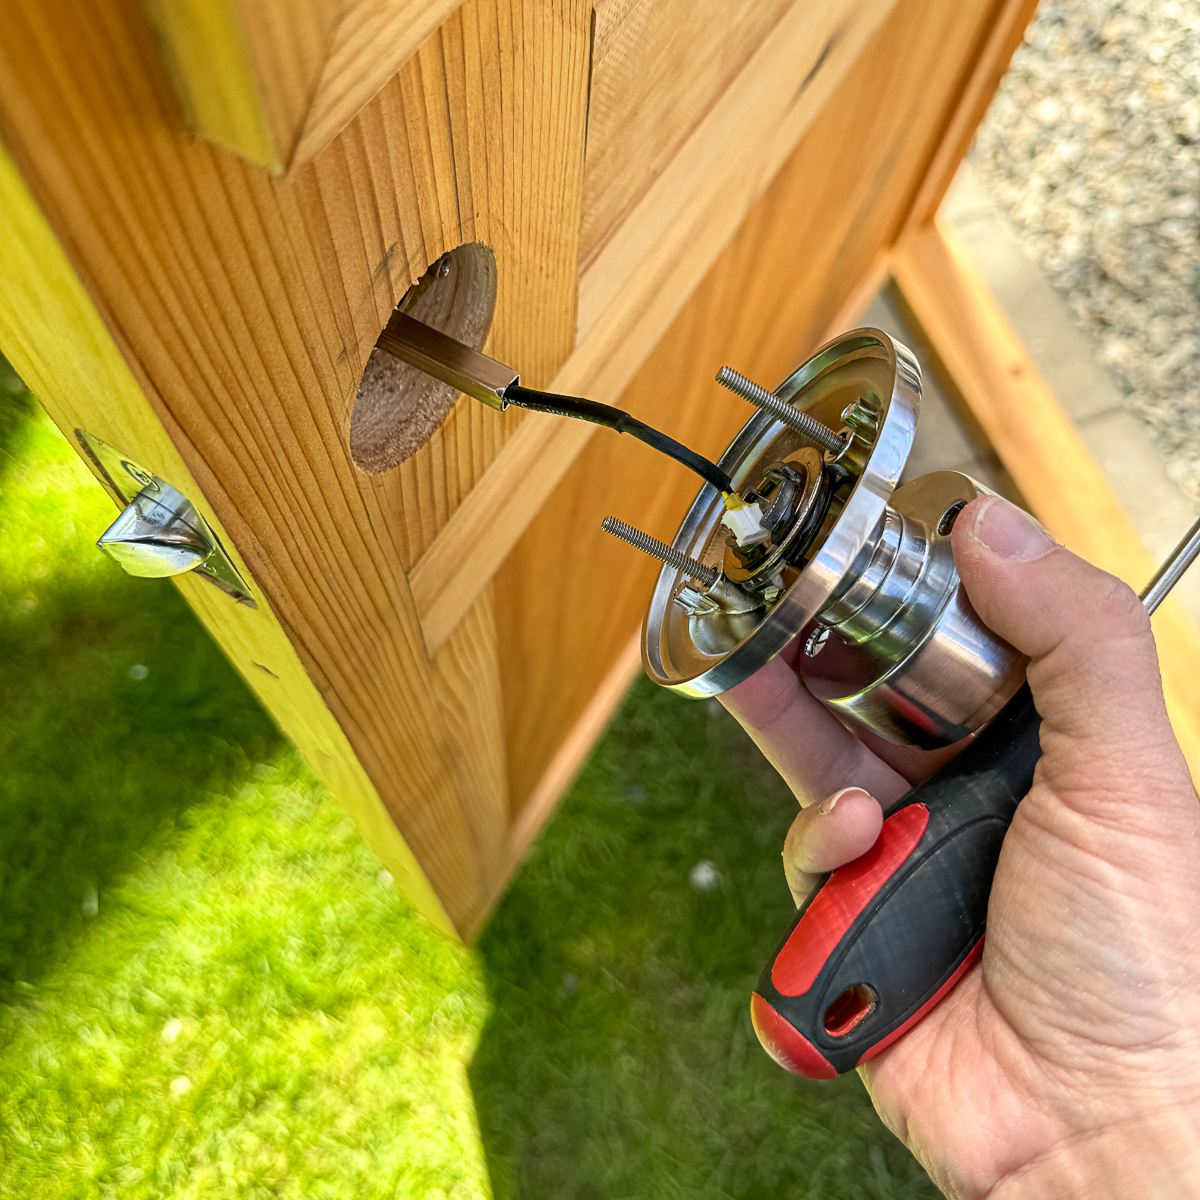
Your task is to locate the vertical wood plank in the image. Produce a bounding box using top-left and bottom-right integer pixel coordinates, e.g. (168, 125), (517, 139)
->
(901, 0), (1042, 230)
(582, 0), (795, 262)
(0, 139), (457, 937)
(432, 587), (512, 915)
(577, 0), (897, 344)
(0, 0), (590, 935)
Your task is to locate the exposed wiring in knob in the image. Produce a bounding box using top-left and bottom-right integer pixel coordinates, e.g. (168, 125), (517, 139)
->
(370, 310), (736, 496)
(502, 384), (735, 496)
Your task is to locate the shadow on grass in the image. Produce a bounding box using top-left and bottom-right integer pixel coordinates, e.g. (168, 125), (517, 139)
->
(469, 680), (939, 1200)
(0, 379), (279, 997)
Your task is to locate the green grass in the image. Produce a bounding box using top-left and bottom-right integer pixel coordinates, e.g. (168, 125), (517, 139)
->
(0, 357), (936, 1199)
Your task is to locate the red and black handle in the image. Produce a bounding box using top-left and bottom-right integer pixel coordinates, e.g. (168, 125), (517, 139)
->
(751, 683), (1043, 1078)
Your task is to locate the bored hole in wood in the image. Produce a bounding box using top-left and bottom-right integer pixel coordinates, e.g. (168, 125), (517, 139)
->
(350, 243), (497, 473)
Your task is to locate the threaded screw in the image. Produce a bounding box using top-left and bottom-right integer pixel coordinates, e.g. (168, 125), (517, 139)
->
(715, 366), (844, 455)
(602, 516), (717, 587)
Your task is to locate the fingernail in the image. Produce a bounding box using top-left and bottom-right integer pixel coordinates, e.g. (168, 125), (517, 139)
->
(973, 496), (1055, 562)
(818, 787), (855, 815)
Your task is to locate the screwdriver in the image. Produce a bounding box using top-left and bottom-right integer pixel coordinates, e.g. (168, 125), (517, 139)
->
(751, 510), (1200, 1078)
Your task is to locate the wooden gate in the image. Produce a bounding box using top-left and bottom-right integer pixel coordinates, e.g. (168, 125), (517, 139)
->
(0, 0), (1043, 937)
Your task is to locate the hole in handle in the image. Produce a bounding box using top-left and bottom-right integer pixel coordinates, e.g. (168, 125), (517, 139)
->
(938, 499), (968, 536)
(823, 983), (877, 1037)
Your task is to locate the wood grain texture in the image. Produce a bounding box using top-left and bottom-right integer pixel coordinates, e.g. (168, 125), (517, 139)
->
(142, 0), (464, 171)
(0, 0), (590, 935)
(431, 586), (510, 877)
(577, 0), (897, 342)
(409, 411), (594, 652)
(902, 0), (1041, 229)
(143, 0), (341, 171)
(0, 140), (457, 937)
(293, 0), (466, 167)
(495, 0), (1025, 821)
(461, 627), (644, 940)
(892, 220), (1200, 779)
(238, 0), (342, 166)
(581, 0), (795, 262)
(410, 0), (897, 651)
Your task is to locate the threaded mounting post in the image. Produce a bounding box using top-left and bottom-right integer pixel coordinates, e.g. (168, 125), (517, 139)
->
(715, 366), (844, 455)
(602, 516), (718, 586)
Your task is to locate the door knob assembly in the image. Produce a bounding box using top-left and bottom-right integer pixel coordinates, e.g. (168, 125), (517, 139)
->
(624, 330), (1027, 749)
(381, 311), (1024, 749)
(345, 314), (1200, 1077)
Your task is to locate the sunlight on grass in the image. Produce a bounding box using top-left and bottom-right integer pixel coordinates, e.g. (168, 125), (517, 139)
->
(0, 375), (492, 1199)
(0, 753), (490, 1199)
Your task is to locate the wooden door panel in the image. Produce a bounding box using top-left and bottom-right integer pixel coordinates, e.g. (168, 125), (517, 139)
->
(582, 0), (796, 261)
(0, 0), (590, 935)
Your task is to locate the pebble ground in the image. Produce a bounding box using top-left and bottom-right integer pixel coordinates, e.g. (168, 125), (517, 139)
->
(974, 0), (1200, 497)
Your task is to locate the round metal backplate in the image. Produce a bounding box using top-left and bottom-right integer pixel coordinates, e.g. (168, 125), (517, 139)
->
(642, 328), (921, 697)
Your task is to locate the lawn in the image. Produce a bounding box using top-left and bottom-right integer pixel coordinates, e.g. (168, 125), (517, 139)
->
(0, 358), (937, 1199)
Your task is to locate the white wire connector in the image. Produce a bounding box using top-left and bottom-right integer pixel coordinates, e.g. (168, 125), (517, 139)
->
(720, 496), (769, 546)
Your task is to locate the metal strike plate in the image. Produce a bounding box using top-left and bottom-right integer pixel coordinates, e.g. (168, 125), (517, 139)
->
(75, 430), (256, 607)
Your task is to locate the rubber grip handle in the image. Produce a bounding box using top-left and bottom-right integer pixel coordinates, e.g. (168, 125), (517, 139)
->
(751, 683), (1042, 1078)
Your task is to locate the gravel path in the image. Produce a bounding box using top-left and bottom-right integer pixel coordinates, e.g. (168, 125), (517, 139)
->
(973, 0), (1200, 498)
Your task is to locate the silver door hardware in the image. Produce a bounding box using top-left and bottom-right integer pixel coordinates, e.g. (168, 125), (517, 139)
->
(376, 316), (1200, 752)
(75, 430), (256, 607)
(630, 331), (1027, 748)
(97, 483), (215, 576)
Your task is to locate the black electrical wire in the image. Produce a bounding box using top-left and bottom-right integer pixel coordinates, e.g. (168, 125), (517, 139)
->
(503, 384), (734, 496)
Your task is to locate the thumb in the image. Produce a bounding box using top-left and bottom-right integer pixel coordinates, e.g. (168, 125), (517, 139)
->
(951, 495), (1192, 811)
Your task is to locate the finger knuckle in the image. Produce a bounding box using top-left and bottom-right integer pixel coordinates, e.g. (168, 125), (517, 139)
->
(1084, 573), (1149, 639)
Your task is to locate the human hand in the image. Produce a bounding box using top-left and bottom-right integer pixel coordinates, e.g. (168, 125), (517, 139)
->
(722, 495), (1200, 1198)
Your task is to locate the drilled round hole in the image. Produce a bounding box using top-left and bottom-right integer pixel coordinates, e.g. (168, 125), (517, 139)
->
(938, 499), (968, 536)
(823, 983), (877, 1037)
(350, 243), (497, 473)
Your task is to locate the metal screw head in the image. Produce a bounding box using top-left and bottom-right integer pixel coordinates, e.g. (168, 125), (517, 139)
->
(804, 626), (830, 658)
(121, 459), (156, 490)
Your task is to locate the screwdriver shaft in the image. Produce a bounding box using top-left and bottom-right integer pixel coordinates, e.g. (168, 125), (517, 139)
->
(1140, 513), (1200, 615)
